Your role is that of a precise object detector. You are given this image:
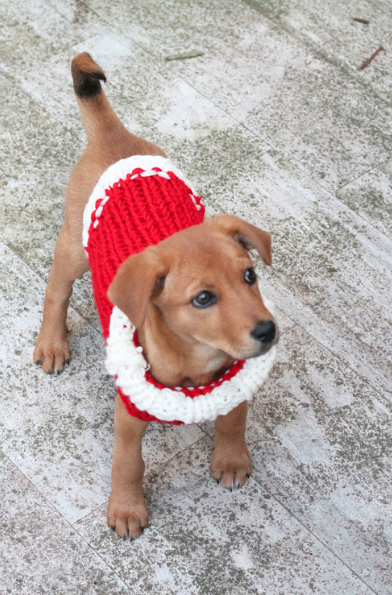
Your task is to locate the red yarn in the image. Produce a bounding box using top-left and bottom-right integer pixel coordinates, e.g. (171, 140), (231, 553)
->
(86, 165), (245, 424)
(87, 166), (204, 423)
(87, 167), (205, 338)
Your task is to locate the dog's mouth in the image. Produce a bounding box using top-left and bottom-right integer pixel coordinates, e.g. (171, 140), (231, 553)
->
(229, 320), (279, 361)
(248, 338), (278, 359)
(221, 339), (277, 364)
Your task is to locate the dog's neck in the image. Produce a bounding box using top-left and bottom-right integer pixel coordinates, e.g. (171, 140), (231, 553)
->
(138, 307), (234, 388)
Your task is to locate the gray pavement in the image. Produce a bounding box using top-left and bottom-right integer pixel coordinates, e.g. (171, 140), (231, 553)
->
(0, 1), (391, 593)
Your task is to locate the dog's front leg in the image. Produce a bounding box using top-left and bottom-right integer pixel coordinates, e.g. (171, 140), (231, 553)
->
(107, 394), (149, 540)
(210, 401), (252, 491)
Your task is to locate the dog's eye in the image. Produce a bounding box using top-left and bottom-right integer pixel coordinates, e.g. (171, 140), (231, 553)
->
(192, 291), (217, 308)
(244, 267), (256, 285)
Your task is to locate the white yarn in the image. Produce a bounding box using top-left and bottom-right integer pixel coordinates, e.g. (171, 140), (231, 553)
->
(105, 287), (277, 424)
(84, 154), (277, 423)
(82, 155), (195, 249)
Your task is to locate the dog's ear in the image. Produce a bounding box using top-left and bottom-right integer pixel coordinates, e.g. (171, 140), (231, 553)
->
(210, 214), (272, 265)
(107, 248), (168, 329)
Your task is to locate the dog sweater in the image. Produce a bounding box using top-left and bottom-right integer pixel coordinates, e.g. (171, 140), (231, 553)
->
(83, 155), (277, 425)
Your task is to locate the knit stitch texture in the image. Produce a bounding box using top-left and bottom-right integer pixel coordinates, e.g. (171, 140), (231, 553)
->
(83, 155), (276, 425)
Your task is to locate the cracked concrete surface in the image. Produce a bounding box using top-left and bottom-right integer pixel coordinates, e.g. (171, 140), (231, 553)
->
(0, 0), (391, 593)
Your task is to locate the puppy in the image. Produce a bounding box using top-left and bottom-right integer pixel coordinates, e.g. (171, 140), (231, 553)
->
(34, 53), (278, 540)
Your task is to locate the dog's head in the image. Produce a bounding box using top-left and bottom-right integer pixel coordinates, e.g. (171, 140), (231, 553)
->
(108, 214), (278, 362)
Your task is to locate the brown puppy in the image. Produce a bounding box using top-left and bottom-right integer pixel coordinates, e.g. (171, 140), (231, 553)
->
(34, 53), (278, 540)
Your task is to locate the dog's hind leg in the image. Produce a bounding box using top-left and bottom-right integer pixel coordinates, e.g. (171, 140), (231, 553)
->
(34, 53), (165, 373)
(33, 222), (89, 374)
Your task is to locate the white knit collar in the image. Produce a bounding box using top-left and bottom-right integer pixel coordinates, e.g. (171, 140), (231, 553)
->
(105, 288), (277, 424)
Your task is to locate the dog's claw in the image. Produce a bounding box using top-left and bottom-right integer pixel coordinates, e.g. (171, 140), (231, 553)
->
(210, 443), (252, 491)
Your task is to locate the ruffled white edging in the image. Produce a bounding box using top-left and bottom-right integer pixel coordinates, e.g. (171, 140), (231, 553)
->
(105, 289), (277, 424)
(82, 155), (195, 249)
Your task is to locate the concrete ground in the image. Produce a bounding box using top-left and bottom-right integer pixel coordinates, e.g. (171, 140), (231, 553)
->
(0, 0), (391, 593)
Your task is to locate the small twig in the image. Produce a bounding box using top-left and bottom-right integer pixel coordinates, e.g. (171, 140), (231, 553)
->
(165, 51), (204, 62)
(352, 17), (370, 25)
(357, 45), (385, 70)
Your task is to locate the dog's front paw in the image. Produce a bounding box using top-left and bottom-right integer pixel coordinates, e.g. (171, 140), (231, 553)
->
(33, 331), (71, 374)
(107, 491), (149, 541)
(210, 441), (252, 491)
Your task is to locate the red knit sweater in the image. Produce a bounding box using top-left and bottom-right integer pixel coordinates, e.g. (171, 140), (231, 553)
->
(84, 157), (208, 423)
(83, 156), (276, 425)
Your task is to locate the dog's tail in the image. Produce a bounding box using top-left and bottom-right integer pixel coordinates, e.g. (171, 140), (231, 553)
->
(71, 52), (122, 143)
(71, 52), (106, 100)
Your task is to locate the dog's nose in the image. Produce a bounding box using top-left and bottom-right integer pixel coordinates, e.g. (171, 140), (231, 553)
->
(250, 320), (276, 344)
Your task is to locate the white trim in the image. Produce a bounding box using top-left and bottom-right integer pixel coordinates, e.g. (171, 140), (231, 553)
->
(105, 290), (277, 424)
(82, 155), (196, 249)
